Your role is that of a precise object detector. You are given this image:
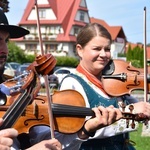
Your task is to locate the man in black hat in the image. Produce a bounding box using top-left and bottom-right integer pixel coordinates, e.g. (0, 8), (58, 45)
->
(0, 8), (29, 149)
(0, 9), (62, 150)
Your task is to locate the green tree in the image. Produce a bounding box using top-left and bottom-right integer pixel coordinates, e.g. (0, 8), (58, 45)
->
(56, 56), (79, 67)
(126, 44), (144, 68)
(126, 45), (133, 61)
(7, 41), (27, 63)
(25, 54), (35, 63)
(7, 41), (79, 67)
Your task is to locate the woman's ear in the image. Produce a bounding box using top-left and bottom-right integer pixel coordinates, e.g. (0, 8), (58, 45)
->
(76, 44), (83, 58)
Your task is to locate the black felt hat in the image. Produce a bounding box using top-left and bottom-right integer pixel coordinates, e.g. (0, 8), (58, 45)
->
(0, 9), (29, 38)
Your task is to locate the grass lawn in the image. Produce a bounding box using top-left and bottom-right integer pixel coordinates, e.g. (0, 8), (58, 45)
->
(130, 123), (150, 150)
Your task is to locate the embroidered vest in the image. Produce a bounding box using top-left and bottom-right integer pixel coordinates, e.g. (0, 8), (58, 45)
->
(61, 74), (133, 150)
(68, 74), (118, 108)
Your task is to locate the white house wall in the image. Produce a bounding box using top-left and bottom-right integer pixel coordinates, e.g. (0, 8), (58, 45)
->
(111, 42), (125, 59)
(28, 9), (56, 20)
(15, 42), (26, 51)
(66, 43), (75, 57)
(37, 0), (49, 5)
(51, 43), (75, 57)
(25, 25), (63, 37)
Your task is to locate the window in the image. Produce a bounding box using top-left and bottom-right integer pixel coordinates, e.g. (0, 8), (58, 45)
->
(74, 27), (79, 36)
(39, 9), (46, 19)
(45, 44), (57, 52)
(116, 37), (125, 43)
(25, 44), (37, 50)
(80, 11), (85, 21)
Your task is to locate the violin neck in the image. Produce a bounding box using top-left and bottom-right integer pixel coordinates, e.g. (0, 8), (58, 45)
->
(0, 74), (37, 130)
(0, 89), (33, 130)
(52, 103), (95, 117)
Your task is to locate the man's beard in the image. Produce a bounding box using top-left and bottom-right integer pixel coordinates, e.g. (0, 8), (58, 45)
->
(0, 55), (7, 75)
(0, 55), (7, 68)
(0, 66), (5, 76)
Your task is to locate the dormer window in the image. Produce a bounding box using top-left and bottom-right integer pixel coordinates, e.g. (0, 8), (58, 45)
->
(80, 11), (85, 21)
(39, 9), (46, 19)
(74, 27), (79, 36)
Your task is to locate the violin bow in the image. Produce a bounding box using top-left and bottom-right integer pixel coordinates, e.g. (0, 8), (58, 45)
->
(34, 0), (55, 138)
(143, 7), (148, 102)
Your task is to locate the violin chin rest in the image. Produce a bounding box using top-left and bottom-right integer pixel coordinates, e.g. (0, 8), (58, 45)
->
(102, 59), (115, 75)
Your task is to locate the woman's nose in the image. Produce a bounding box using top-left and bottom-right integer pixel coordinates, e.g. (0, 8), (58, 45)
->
(99, 48), (107, 57)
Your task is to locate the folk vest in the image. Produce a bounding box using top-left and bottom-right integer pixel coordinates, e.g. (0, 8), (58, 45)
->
(62, 74), (134, 150)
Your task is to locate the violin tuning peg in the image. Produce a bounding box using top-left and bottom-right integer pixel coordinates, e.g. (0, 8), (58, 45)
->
(131, 120), (135, 129)
(126, 119), (129, 128)
(120, 102), (126, 112)
(129, 104), (134, 113)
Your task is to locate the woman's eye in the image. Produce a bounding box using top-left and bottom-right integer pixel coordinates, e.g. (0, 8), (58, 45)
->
(104, 47), (111, 52)
(93, 47), (110, 52)
(94, 47), (102, 51)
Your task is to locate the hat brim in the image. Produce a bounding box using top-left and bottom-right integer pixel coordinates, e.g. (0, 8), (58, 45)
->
(0, 25), (29, 38)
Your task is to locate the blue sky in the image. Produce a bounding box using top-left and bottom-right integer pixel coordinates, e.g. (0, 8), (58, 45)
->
(6, 0), (150, 44)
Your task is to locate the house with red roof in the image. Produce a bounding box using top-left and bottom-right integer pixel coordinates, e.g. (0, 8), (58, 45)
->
(12, 0), (89, 57)
(11, 0), (127, 59)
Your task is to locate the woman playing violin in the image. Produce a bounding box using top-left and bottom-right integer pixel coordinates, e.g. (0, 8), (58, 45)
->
(28, 23), (132, 150)
(58, 23), (150, 150)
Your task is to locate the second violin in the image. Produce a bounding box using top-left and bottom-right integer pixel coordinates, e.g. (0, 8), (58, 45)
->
(102, 59), (150, 96)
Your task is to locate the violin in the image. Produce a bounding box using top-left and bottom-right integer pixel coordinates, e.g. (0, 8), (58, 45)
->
(0, 90), (87, 134)
(102, 59), (150, 96)
(0, 90), (149, 134)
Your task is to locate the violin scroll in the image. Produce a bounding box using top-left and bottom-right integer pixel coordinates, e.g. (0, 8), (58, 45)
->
(121, 104), (149, 129)
(34, 54), (57, 75)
